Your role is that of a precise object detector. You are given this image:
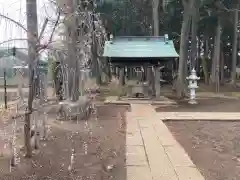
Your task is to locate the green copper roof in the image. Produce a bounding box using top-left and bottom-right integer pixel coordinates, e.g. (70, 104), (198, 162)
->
(103, 36), (179, 58)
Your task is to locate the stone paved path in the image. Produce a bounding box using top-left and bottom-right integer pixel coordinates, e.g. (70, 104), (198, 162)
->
(126, 104), (205, 180)
(156, 112), (240, 120)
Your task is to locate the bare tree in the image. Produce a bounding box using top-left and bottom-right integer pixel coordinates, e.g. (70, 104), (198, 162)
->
(24, 0), (39, 157)
(0, 0), (62, 158)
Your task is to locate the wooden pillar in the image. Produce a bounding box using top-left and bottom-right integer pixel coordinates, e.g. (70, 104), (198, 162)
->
(130, 67), (134, 79)
(119, 67), (125, 86)
(116, 67), (120, 78)
(155, 66), (161, 98)
(143, 66), (147, 81)
(126, 67), (130, 80)
(151, 66), (156, 97)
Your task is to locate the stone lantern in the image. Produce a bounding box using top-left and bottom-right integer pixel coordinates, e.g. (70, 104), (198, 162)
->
(186, 68), (200, 104)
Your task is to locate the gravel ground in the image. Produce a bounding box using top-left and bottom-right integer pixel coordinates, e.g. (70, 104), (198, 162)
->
(0, 104), (130, 180)
(157, 97), (240, 180)
(165, 121), (240, 180)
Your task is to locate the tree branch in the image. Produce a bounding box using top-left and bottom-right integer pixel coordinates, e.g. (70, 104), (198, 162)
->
(38, 18), (49, 41)
(48, 8), (61, 43)
(0, 13), (45, 44)
(35, 9), (61, 52)
(0, 14), (28, 32)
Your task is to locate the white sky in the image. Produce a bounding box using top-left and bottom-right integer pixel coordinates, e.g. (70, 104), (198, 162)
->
(0, 0), (58, 49)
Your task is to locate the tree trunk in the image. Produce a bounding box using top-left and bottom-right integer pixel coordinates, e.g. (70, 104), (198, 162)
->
(196, 37), (200, 72)
(151, 0), (160, 97)
(220, 48), (225, 85)
(202, 36), (209, 84)
(25, 0), (39, 157)
(176, 1), (191, 98)
(96, 58), (102, 85)
(92, 14), (102, 85)
(190, 0), (199, 69)
(202, 57), (208, 84)
(66, 0), (79, 101)
(210, 39), (217, 83)
(231, 4), (239, 85)
(152, 0), (159, 36)
(213, 18), (221, 92)
(184, 43), (189, 80)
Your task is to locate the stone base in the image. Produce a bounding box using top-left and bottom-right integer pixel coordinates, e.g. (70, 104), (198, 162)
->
(58, 96), (92, 121)
(104, 96), (176, 106)
(188, 99), (197, 104)
(127, 84), (150, 98)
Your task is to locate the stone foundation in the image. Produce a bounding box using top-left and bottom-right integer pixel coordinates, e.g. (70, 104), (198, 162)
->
(58, 96), (92, 121)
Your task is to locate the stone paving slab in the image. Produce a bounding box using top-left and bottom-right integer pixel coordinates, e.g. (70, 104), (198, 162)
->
(175, 167), (205, 180)
(126, 104), (206, 180)
(153, 121), (178, 146)
(140, 127), (178, 180)
(165, 145), (195, 167)
(127, 166), (152, 180)
(157, 112), (240, 120)
(126, 146), (148, 166)
(126, 131), (143, 146)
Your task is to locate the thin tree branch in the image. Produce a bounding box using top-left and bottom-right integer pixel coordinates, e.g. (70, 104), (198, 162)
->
(38, 18), (49, 41)
(0, 14), (28, 32)
(0, 13), (44, 44)
(35, 9), (61, 52)
(48, 8), (61, 43)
